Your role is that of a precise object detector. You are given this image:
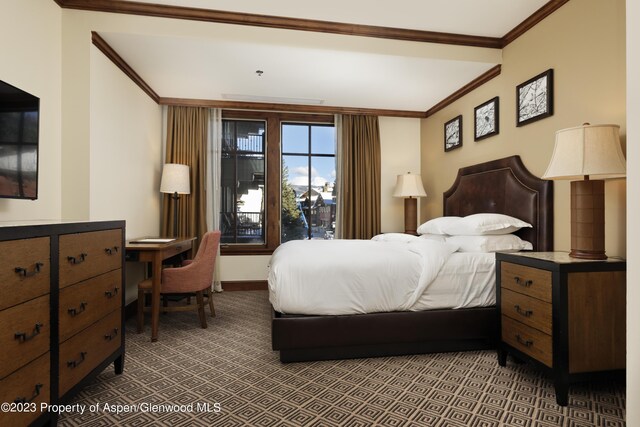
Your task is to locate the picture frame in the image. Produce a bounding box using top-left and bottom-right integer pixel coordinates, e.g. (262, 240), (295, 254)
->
(444, 115), (462, 152)
(474, 97), (499, 141)
(516, 69), (554, 127)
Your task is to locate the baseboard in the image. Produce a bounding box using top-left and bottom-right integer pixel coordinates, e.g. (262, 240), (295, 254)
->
(222, 280), (268, 291)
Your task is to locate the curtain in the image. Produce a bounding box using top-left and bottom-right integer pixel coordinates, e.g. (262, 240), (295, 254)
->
(206, 108), (223, 292)
(162, 106), (208, 252)
(338, 115), (381, 239)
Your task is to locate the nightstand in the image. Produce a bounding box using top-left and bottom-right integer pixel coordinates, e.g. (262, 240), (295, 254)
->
(495, 251), (626, 406)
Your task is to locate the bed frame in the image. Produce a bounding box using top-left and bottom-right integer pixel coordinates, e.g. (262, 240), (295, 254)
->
(272, 156), (553, 362)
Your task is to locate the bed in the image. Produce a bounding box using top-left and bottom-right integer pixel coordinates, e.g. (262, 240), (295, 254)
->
(271, 155), (553, 362)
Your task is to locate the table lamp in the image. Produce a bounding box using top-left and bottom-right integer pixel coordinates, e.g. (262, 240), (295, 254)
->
(543, 123), (626, 259)
(160, 163), (191, 237)
(393, 172), (427, 235)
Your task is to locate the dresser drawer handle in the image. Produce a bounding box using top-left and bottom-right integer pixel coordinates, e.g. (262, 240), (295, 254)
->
(514, 276), (533, 287)
(68, 302), (88, 316)
(514, 305), (533, 317)
(14, 383), (43, 404)
(104, 328), (119, 341)
(67, 352), (87, 369)
(14, 323), (43, 343)
(14, 262), (44, 278)
(104, 287), (120, 298)
(104, 246), (119, 255)
(67, 253), (88, 264)
(515, 334), (533, 347)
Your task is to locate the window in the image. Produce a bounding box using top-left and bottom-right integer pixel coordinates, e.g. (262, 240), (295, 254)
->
(281, 123), (336, 242)
(220, 119), (266, 244)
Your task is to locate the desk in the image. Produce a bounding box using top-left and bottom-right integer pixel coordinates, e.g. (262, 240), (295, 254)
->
(126, 237), (196, 342)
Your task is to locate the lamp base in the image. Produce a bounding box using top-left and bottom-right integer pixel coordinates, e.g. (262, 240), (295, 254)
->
(404, 197), (418, 236)
(570, 180), (606, 260)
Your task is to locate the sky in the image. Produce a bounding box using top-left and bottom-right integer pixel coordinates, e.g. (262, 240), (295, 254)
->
(282, 123), (336, 188)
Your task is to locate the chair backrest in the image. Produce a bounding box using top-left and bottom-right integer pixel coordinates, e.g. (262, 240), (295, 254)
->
(161, 230), (221, 293)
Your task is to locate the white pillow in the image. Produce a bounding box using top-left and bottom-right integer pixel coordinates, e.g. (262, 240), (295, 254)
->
(371, 233), (419, 243)
(417, 216), (461, 235)
(418, 233), (447, 243)
(446, 235), (533, 253)
(442, 213), (532, 236)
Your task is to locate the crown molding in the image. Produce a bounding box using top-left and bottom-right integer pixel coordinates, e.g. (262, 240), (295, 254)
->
(502, 0), (570, 47)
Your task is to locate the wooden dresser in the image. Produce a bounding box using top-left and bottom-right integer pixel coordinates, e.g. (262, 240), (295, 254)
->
(0, 221), (125, 426)
(496, 251), (626, 406)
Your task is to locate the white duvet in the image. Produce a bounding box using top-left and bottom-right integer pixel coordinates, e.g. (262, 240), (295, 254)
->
(268, 239), (459, 315)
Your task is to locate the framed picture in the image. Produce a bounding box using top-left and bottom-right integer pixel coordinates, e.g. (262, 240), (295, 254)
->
(444, 115), (462, 152)
(516, 69), (554, 126)
(474, 97), (499, 141)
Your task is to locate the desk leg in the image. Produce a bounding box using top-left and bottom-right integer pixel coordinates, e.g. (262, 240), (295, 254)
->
(151, 253), (163, 342)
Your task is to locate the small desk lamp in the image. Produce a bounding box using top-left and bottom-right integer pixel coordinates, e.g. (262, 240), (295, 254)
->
(160, 163), (191, 237)
(543, 123), (626, 259)
(393, 172), (427, 235)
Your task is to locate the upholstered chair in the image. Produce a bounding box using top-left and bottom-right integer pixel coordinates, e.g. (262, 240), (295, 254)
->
(137, 230), (221, 332)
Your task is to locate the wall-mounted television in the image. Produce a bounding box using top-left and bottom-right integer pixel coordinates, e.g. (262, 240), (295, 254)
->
(0, 79), (39, 200)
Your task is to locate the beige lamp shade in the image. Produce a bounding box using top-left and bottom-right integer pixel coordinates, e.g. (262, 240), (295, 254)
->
(393, 173), (427, 198)
(543, 124), (626, 180)
(160, 163), (191, 194)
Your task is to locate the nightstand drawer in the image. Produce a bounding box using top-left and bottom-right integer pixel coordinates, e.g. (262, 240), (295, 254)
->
(501, 288), (552, 334)
(0, 237), (50, 311)
(502, 315), (552, 367)
(501, 262), (552, 302)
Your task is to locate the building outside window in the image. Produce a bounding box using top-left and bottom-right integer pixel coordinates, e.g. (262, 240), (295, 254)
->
(281, 123), (336, 242)
(220, 119), (266, 244)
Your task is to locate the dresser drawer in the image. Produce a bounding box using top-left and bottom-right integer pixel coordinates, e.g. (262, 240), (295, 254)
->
(59, 229), (122, 288)
(501, 288), (552, 335)
(502, 315), (552, 367)
(0, 352), (50, 427)
(501, 262), (552, 302)
(59, 269), (122, 342)
(0, 237), (50, 311)
(0, 295), (49, 379)
(59, 309), (121, 396)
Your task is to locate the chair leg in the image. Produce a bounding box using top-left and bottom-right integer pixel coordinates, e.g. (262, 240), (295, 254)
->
(207, 287), (216, 317)
(137, 288), (145, 333)
(196, 291), (207, 329)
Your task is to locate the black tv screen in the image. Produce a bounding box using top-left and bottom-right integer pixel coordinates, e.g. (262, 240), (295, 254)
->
(0, 80), (39, 199)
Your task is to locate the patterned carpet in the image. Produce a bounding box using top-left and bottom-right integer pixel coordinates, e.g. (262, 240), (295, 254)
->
(58, 291), (625, 426)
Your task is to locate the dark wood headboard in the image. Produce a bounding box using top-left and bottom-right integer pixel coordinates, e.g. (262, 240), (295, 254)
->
(443, 156), (553, 251)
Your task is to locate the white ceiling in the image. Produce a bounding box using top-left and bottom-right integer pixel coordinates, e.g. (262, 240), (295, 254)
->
(97, 0), (551, 112)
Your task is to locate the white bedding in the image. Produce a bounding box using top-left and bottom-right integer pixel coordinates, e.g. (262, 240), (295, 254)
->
(268, 239), (495, 316)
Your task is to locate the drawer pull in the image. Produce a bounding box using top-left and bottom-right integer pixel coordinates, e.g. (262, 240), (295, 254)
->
(14, 262), (44, 277)
(14, 323), (43, 342)
(104, 287), (120, 298)
(67, 352), (87, 369)
(14, 383), (43, 404)
(68, 302), (88, 316)
(515, 334), (533, 347)
(104, 328), (119, 341)
(514, 305), (533, 317)
(514, 276), (533, 287)
(105, 246), (119, 255)
(67, 253), (88, 264)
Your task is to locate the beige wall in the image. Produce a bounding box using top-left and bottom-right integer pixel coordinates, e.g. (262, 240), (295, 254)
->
(0, 1), (62, 221)
(626, 0), (639, 423)
(420, 0), (627, 257)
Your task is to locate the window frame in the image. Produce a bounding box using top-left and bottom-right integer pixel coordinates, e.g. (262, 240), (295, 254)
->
(220, 110), (334, 256)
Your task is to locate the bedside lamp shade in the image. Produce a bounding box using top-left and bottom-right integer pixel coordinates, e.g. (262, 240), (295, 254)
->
(161, 163), (190, 237)
(160, 163), (191, 195)
(393, 172), (427, 235)
(543, 124), (626, 260)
